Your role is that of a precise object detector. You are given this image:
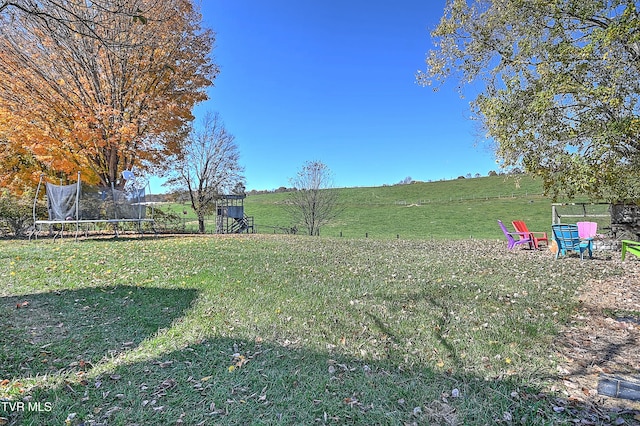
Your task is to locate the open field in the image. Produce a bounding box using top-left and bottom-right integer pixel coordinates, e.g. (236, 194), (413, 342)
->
(160, 175), (609, 239)
(162, 175), (552, 238)
(1, 235), (639, 425)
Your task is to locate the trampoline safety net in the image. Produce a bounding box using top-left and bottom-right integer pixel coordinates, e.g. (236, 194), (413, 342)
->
(45, 183), (78, 221)
(39, 179), (149, 222)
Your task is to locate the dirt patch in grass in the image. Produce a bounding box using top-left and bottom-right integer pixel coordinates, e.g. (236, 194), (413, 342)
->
(553, 257), (640, 420)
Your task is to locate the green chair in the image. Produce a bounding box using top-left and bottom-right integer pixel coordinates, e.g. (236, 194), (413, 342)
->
(621, 240), (640, 261)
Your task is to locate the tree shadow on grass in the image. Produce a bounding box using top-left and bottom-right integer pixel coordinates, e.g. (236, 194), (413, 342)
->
(6, 336), (566, 426)
(359, 288), (640, 425)
(2, 287), (638, 425)
(0, 285), (198, 380)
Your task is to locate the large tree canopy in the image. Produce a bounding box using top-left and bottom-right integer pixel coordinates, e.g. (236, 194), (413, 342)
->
(0, 1), (150, 36)
(0, 0), (217, 191)
(421, 0), (640, 201)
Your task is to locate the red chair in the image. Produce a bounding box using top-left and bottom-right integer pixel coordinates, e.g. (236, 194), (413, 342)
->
(512, 220), (548, 249)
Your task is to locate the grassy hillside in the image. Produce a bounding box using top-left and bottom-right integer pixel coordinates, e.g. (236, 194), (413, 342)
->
(244, 175), (552, 239)
(159, 175), (608, 239)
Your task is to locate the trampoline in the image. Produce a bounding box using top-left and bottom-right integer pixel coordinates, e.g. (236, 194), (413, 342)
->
(30, 171), (156, 240)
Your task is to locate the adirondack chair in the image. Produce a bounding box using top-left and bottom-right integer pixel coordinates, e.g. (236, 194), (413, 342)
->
(512, 220), (548, 249)
(577, 221), (598, 239)
(498, 220), (532, 250)
(621, 240), (640, 261)
(551, 224), (593, 260)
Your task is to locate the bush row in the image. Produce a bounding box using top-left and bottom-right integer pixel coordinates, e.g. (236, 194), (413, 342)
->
(0, 191), (186, 238)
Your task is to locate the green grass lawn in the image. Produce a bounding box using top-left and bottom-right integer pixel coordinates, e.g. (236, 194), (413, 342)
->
(0, 235), (633, 425)
(159, 175), (610, 239)
(246, 175), (555, 239)
(163, 175), (607, 238)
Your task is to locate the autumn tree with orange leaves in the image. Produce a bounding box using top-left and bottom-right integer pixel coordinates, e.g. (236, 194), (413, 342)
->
(0, 1), (150, 36)
(0, 0), (217, 192)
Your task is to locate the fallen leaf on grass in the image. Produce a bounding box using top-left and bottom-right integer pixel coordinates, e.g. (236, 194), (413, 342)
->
(152, 378), (177, 398)
(233, 354), (248, 368)
(344, 396), (359, 407)
(16, 301), (29, 308)
(104, 406), (121, 417)
(64, 412), (77, 424)
(423, 401), (457, 425)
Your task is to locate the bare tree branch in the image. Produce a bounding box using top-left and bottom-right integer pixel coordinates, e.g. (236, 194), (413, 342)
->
(167, 112), (245, 233)
(286, 161), (342, 236)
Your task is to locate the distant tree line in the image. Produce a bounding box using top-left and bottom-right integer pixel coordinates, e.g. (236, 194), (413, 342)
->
(246, 169), (526, 193)
(247, 187), (298, 196)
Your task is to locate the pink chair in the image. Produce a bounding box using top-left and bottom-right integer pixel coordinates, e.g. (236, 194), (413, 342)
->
(577, 221), (598, 239)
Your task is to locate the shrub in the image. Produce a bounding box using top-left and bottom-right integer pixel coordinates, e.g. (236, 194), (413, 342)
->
(0, 189), (43, 237)
(152, 208), (184, 233)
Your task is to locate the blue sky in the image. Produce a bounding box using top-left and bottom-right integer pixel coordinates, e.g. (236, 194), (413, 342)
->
(184, 0), (498, 191)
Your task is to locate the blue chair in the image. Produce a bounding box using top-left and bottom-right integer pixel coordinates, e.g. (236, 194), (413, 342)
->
(551, 224), (593, 260)
(498, 220), (532, 250)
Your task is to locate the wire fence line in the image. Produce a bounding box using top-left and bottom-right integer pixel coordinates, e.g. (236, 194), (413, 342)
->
(169, 193), (544, 233)
(551, 203), (612, 228)
(391, 192), (546, 205)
